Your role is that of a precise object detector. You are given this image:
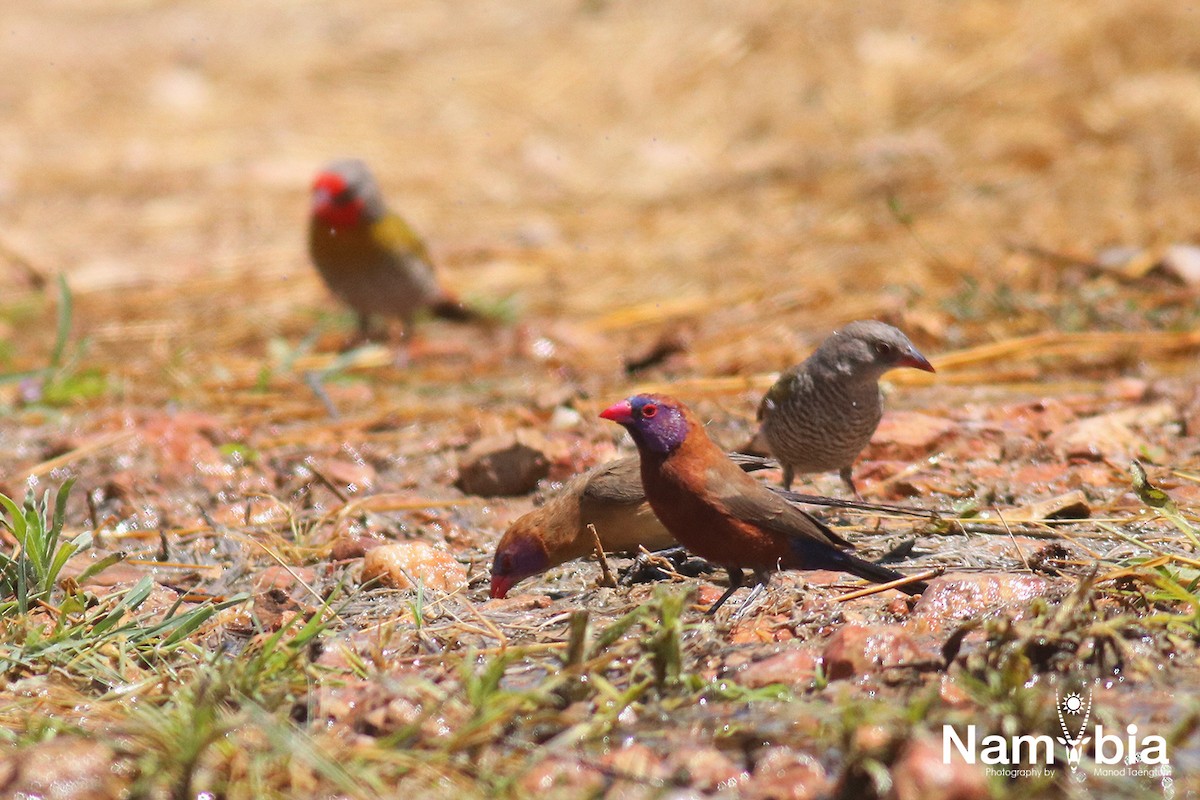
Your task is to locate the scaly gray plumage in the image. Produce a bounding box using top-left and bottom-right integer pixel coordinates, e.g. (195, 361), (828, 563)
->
(757, 320), (934, 495)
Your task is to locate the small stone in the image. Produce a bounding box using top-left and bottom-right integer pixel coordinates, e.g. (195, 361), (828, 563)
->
(665, 746), (747, 791)
(730, 613), (795, 644)
(869, 411), (956, 460)
(853, 724), (893, 754)
(252, 564), (318, 598)
(361, 542), (467, 592)
(938, 674), (972, 708)
(911, 573), (1057, 624)
(745, 747), (829, 800)
(1009, 463), (1071, 488)
(549, 405), (583, 430)
(1002, 490), (1090, 522)
(887, 594), (914, 616)
(0, 738), (129, 800)
(316, 457), (377, 495)
(456, 430), (553, 496)
(518, 758), (606, 798)
(253, 587), (300, 632)
(330, 533), (387, 561)
(821, 624), (932, 680)
(888, 735), (989, 800)
(483, 593), (553, 611)
(139, 410), (229, 485)
(1160, 243), (1200, 285)
(600, 743), (668, 782)
(693, 583), (727, 609)
(1047, 402), (1175, 462)
(737, 648), (819, 689)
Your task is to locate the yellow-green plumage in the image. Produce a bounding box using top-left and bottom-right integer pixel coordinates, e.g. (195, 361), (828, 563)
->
(308, 159), (472, 335)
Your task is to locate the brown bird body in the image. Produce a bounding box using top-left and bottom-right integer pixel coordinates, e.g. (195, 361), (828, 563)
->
(308, 159), (474, 336)
(757, 320), (935, 493)
(489, 453), (773, 599)
(602, 393), (927, 613)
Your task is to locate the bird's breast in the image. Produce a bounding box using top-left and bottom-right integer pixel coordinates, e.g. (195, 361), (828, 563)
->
(641, 460), (791, 569)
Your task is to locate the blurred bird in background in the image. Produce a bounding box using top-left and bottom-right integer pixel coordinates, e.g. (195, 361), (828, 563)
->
(308, 158), (477, 340)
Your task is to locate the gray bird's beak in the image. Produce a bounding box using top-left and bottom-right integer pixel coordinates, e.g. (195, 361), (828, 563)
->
(899, 349), (936, 373)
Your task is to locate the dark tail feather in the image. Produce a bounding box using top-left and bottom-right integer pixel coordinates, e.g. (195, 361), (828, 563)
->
(774, 488), (940, 519)
(430, 295), (480, 322)
(834, 549), (928, 595)
(729, 452), (775, 473)
(728, 452), (939, 518)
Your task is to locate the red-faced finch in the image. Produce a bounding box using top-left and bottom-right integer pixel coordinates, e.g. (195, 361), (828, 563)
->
(490, 456), (936, 599)
(308, 159), (476, 337)
(601, 394), (928, 614)
(491, 452), (774, 599)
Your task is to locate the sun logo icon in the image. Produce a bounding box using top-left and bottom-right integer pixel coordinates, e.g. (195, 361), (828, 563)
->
(1056, 686), (1094, 774)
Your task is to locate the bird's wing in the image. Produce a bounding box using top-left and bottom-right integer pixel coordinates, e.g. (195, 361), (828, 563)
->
(706, 463), (855, 550)
(581, 458), (647, 506)
(757, 373), (792, 421)
(371, 213), (433, 264)
(581, 452), (772, 507)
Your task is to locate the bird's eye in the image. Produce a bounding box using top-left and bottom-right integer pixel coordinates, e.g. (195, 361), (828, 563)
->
(874, 341), (894, 356)
(640, 403), (658, 419)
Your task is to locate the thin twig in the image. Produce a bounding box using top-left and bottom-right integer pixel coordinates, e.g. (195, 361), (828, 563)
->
(994, 507), (1031, 571)
(21, 431), (135, 480)
(588, 524), (617, 588)
(834, 567), (944, 602)
(306, 462), (350, 504)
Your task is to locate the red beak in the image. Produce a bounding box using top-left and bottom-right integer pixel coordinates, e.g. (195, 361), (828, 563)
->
(490, 573), (515, 599)
(898, 349), (936, 373)
(599, 399), (635, 424)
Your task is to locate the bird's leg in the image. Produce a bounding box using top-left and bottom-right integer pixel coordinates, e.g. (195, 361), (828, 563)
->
(705, 567), (746, 615)
(345, 312), (378, 350)
(780, 465), (795, 491)
(389, 314), (418, 367)
(839, 465), (882, 528)
(730, 569), (774, 621)
(839, 466), (863, 500)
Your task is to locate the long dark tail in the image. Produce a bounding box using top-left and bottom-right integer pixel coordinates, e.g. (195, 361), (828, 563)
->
(775, 488), (940, 519)
(832, 549), (928, 595)
(727, 452), (939, 518)
(784, 516), (930, 596)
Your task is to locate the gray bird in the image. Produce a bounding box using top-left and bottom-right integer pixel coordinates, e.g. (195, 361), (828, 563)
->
(755, 320), (935, 495)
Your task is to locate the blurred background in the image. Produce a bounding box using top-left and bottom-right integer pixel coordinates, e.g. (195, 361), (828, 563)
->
(3, 0), (1200, 386)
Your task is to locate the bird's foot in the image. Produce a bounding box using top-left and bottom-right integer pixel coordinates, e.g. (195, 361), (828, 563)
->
(728, 582), (768, 621)
(704, 568), (748, 615)
(618, 546), (693, 587)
